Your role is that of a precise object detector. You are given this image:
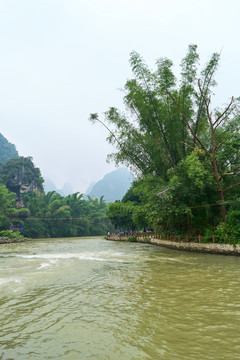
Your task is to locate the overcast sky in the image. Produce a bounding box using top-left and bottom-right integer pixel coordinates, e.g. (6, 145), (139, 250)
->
(0, 0), (239, 193)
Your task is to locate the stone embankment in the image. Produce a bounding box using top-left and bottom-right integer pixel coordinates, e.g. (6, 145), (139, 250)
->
(0, 237), (29, 244)
(107, 236), (240, 256)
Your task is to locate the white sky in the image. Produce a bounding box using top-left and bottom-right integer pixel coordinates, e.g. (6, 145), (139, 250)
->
(0, 0), (239, 192)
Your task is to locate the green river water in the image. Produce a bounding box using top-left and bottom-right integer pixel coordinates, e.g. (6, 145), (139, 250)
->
(0, 237), (239, 359)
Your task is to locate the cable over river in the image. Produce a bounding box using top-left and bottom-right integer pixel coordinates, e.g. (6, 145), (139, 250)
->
(0, 237), (240, 359)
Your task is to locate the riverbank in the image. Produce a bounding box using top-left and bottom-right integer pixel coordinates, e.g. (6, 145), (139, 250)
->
(0, 237), (30, 244)
(107, 236), (240, 256)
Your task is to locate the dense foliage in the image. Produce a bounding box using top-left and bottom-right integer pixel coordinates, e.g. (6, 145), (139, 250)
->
(0, 184), (29, 231)
(0, 151), (110, 238)
(22, 192), (109, 238)
(91, 45), (240, 244)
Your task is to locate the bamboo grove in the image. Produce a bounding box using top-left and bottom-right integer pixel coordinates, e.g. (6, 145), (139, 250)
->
(90, 45), (240, 243)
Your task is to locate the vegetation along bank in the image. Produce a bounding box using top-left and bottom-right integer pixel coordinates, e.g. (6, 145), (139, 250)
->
(94, 45), (240, 245)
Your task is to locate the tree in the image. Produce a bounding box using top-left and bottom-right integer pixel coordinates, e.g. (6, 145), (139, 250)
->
(107, 201), (135, 231)
(86, 196), (109, 235)
(90, 45), (215, 177)
(65, 192), (90, 236)
(0, 184), (29, 230)
(167, 80), (240, 222)
(90, 45), (240, 226)
(22, 191), (110, 238)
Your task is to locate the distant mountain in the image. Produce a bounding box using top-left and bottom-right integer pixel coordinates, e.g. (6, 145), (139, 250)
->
(62, 182), (74, 196)
(44, 178), (73, 196)
(84, 180), (96, 195)
(85, 168), (134, 202)
(0, 133), (19, 163)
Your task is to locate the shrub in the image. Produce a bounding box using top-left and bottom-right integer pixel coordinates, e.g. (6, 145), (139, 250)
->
(0, 230), (24, 239)
(129, 235), (137, 242)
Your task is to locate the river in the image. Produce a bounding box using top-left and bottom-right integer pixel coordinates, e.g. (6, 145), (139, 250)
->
(0, 237), (239, 359)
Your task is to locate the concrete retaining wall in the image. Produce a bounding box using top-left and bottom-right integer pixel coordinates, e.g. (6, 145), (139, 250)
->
(107, 236), (240, 256)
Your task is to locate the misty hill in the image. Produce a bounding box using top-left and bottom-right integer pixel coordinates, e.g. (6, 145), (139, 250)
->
(84, 180), (96, 195)
(0, 156), (44, 208)
(0, 133), (19, 163)
(86, 168), (134, 202)
(44, 178), (73, 196)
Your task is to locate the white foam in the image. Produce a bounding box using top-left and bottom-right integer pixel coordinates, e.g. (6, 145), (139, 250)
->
(77, 255), (107, 261)
(16, 252), (186, 264)
(17, 252), (125, 262)
(0, 278), (9, 285)
(0, 277), (22, 286)
(50, 259), (58, 264)
(165, 257), (183, 262)
(37, 262), (51, 270)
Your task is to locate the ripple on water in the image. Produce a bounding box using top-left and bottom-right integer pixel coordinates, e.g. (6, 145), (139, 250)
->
(0, 237), (240, 359)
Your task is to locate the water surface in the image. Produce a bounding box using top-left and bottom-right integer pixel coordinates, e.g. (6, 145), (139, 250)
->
(0, 237), (239, 359)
